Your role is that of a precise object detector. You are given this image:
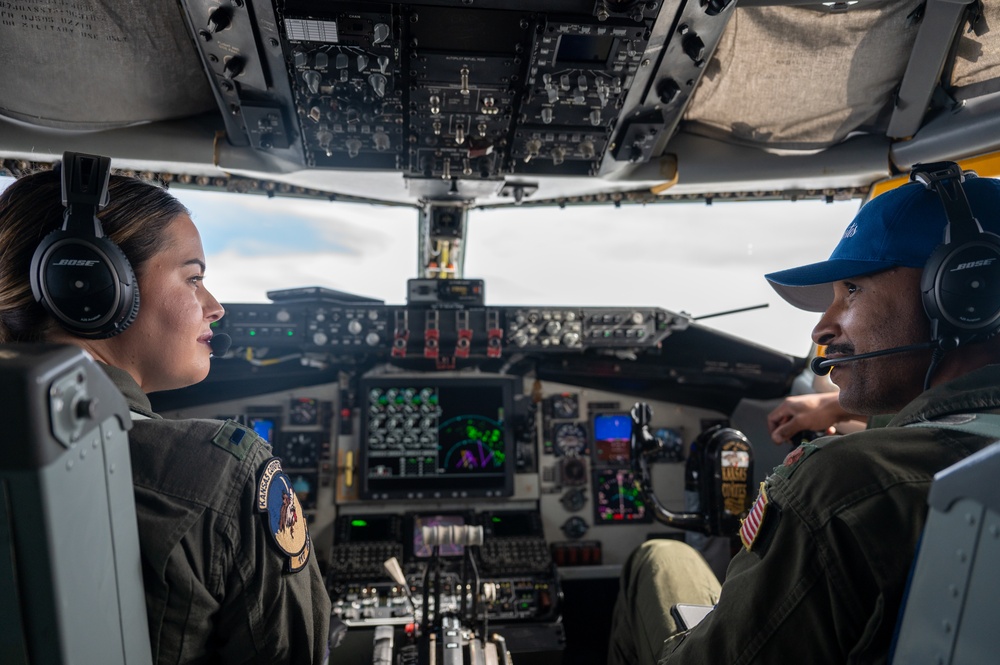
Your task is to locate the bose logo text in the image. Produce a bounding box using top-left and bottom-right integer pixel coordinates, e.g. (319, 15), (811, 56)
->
(53, 259), (100, 267)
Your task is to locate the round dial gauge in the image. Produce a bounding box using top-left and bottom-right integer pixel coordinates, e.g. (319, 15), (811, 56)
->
(553, 422), (587, 457)
(289, 397), (320, 426)
(550, 393), (579, 419)
(278, 431), (322, 468)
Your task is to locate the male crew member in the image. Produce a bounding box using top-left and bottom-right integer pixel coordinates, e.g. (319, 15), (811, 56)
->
(608, 167), (1000, 664)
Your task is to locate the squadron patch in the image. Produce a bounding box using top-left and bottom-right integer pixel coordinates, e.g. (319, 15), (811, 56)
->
(740, 482), (769, 551)
(257, 457), (311, 572)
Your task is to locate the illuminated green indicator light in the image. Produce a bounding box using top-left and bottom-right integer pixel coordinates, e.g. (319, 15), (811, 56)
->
(351, 520), (368, 527)
(249, 330), (256, 336)
(492, 517), (501, 523)
(287, 330), (294, 336)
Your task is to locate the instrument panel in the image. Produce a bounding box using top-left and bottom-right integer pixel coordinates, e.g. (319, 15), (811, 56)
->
(154, 286), (796, 663)
(212, 301), (681, 360)
(157, 374), (724, 572)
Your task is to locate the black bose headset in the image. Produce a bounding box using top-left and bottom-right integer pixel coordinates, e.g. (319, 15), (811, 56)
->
(911, 161), (1000, 349)
(29, 152), (139, 339)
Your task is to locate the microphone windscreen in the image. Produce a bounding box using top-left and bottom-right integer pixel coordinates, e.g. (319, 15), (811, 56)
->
(810, 355), (832, 376)
(210, 333), (232, 357)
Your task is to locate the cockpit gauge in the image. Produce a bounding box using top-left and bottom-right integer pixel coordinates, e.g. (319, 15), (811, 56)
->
(288, 472), (317, 511)
(552, 421), (587, 457)
(289, 397), (320, 426)
(548, 393), (579, 419)
(653, 427), (686, 462)
(561, 457), (588, 487)
(277, 431), (323, 468)
(594, 468), (650, 523)
(561, 516), (589, 540)
(560, 488), (587, 512)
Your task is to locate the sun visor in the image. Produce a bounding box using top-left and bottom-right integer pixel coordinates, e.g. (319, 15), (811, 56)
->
(951, 1), (1000, 95)
(0, 0), (215, 130)
(683, 2), (923, 150)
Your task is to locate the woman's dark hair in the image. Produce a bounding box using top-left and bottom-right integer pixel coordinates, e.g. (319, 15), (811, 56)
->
(0, 168), (188, 342)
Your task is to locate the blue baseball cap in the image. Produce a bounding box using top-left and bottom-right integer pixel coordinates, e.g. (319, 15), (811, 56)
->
(765, 175), (1000, 312)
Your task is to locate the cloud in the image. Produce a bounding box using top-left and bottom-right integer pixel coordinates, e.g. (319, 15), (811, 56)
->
(173, 189), (416, 258)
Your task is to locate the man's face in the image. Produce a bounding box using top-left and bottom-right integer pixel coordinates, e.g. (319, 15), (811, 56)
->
(812, 267), (932, 415)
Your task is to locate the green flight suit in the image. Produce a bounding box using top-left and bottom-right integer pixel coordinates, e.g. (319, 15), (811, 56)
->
(103, 364), (332, 664)
(608, 364), (1000, 665)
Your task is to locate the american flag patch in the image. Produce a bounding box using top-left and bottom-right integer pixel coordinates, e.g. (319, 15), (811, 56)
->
(740, 482), (769, 551)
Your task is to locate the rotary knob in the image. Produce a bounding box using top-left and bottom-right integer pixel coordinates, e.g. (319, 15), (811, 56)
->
(561, 331), (580, 347)
(348, 319), (363, 335)
(312, 332), (328, 346)
(207, 7), (232, 33)
(366, 332), (381, 346)
(302, 70), (321, 94)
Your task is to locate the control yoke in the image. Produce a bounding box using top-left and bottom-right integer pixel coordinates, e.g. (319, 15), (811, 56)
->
(630, 402), (755, 537)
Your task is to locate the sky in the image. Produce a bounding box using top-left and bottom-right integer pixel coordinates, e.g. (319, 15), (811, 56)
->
(0, 176), (858, 356)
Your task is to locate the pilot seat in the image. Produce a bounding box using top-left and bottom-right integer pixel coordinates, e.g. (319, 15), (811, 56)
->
(0, 344), (151, 664)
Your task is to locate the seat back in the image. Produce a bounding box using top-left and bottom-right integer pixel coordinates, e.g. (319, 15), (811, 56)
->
(891, 439), (1000, 665)
(0, 344), (151, 665)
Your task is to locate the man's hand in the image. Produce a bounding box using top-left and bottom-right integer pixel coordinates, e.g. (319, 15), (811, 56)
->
(767, 393), (863, 444)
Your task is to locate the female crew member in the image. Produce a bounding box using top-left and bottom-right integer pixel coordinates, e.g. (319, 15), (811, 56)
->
(0, 166), (331, 664)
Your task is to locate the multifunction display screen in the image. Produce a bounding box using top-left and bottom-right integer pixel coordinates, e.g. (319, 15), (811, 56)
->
(359, 376), (516, 499)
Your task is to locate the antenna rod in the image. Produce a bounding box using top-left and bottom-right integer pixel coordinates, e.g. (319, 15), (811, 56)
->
(693, 303), (769, 321)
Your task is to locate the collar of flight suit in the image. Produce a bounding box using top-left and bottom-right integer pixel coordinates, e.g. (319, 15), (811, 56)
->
(887, 363), (1000, 428)
(97, 362), (161, 420)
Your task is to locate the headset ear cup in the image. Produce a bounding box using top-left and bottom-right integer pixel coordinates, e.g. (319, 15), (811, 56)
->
(30, 229), (139, 339)
(921, 233), (1000, 344)
(920, 242), (951, 329)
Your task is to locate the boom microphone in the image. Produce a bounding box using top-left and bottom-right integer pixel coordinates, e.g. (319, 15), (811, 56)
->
(810, 341), (939, 376)
(209, 333), (232, 357)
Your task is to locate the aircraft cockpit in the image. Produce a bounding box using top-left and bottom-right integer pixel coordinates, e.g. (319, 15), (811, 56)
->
(3, 1), (1000, 663)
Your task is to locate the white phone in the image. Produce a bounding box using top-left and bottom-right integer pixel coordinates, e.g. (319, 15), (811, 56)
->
(670, 603), (715, 630)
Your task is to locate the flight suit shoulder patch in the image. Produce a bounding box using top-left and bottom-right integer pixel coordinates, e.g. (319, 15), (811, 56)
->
(211, 420), (261, 461)
(771, 440), (823, 480)
(740, 482), (769, 551)
(739, 482), (782, 554)
(256, 456), (312, 573)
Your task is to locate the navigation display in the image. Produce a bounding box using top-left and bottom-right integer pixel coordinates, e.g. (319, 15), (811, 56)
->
(359, 375), (516, 499)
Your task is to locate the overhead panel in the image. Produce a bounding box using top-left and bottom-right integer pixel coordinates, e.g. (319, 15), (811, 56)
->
(177, 0), (303, 160)
(177, 0), (675, 185)
(603, 0), (736, 169)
